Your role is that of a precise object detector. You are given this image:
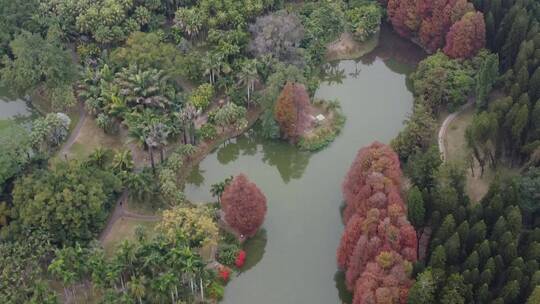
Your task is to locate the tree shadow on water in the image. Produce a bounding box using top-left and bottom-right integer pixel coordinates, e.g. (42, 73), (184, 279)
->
(321, 62), (347, 85)
(239, 229), (267, 273)
(334, 270), (353, 304)
(186, 164), (205, 187)
(261, 139), (311, 184)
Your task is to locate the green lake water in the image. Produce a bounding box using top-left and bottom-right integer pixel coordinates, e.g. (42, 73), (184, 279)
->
(186, 25), (424, 304)
(0, 87), (35, 130)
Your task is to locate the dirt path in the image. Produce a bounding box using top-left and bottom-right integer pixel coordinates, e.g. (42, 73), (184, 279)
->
(98, 191), (160, 243)
(60, 103), (87, 157)
(438, 100), (474, 161)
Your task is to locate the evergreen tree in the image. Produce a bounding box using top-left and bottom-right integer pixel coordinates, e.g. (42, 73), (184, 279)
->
(407, 186), (426, 228)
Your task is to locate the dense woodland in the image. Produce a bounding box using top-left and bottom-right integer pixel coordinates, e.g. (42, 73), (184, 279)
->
(0, 0), (540, 303)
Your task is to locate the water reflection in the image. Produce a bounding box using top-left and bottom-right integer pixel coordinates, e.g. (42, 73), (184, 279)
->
(260, 139), (310, 184)
(334, 270), (353, 304)
(188, 132), (312, 186)
(239, 229), (267, 273)
(361, 23), (426, 72)
(187, 164), (206, 187)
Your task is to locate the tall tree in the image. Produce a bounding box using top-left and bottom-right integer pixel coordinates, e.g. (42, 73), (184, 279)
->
(221, 174), (267, 238)
(444, 12), (486, 59)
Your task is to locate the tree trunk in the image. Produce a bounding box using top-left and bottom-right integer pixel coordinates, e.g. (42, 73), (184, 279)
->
(149, 148), (155, 173)
(160, 148), (164, 164)
(200, 277), (204, 301)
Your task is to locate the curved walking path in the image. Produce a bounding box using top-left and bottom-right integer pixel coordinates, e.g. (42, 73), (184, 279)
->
(98, 191), (161, 243)
(438, 100), (474, 161)
(60, 102), (87, 157)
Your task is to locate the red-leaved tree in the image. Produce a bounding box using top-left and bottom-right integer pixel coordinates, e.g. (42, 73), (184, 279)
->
(443, 11), (486, 59)
(274, 82), (311, 143)
(221, 174), (267, 238)
(337, 142), (417, 303)
(352, 251), (413, 304)
(387, 0), (424, 38)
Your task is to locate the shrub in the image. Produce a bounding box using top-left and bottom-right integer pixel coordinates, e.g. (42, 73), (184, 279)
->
(198, 123), (217, 141)
(219, 266), (231, 283)
(235, 250), (247, 268)
(217, 244), (240, 266)
(346, 3), (383, 42)
(189, 83), (214, 110)
(209, 282), (224, 300)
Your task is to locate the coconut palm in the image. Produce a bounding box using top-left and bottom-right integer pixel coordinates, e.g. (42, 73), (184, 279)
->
(88, 147), (109, 168)
(237, 59), (259, 106)
(146, 121), (170, 164)
(128, 275), (146, 304)
(115, 65), (172, 110)
(202, 52), (222, 85)
(112, 149), (134, 173)
(209, 176), (233, 203)
(177, 104), (197, 145)
(126, 171), (155, 202)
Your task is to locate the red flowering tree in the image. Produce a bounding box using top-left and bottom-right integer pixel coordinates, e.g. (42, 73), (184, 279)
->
(221, 174), (267, 238)
(443, 11), (486, 59)
(274, 82), (311, 143)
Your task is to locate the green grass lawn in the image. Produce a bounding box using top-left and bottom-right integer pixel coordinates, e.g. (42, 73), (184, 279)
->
(445, 106), (518, 202)
(101, 217), (157, 256)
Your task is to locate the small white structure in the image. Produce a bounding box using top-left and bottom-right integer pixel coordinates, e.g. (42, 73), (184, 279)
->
(315, 114), (326, 122)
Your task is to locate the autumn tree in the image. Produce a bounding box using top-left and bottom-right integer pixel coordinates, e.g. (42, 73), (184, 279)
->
(443, 12), (486, 59)
(221, 174), (267, 238)
(274, 82), (312, 143)
(338, 142), (417, 302)
(387, 0), (424, 38)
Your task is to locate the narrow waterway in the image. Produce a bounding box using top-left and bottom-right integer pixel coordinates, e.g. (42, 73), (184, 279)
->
(185, 25), (424, 304)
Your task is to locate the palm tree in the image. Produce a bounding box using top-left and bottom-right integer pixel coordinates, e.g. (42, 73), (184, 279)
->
(126, 171), (155, 202)
(202, 52), (222, 85)
(180, 246), (197, 295)
(88, 147), (108, 168)
(177, 104), (197, 145)
(112, 150), (134, 172)
(146, 122), (170, 163)
(210, 175), (233, 203)
(237, 59), (259, 107)
(115, 65), (172, 110)
(128, 275), (146, 304)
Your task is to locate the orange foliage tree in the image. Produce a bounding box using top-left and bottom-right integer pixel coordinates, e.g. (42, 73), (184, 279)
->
(337, 142), (417, 304)
(221, 174), (267, 238)
(387, 0), (484, 59)
(274, 82), (311, 143)
(443, 11), (486, 59)
(352, 251), (414, 304)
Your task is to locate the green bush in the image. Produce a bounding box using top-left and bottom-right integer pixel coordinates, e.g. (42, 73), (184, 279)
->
(346, 3), (382, 42)
(208, 281), (224, 300)
(217, 244), (240, 266)
(198, 123), (218, 141)
(189, 83), (214, 110)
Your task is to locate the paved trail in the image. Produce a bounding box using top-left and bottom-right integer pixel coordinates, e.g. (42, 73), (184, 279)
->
(98, 191), (160, 243)
(60, 103), (87, 157)
(438, 100), (474, 161)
